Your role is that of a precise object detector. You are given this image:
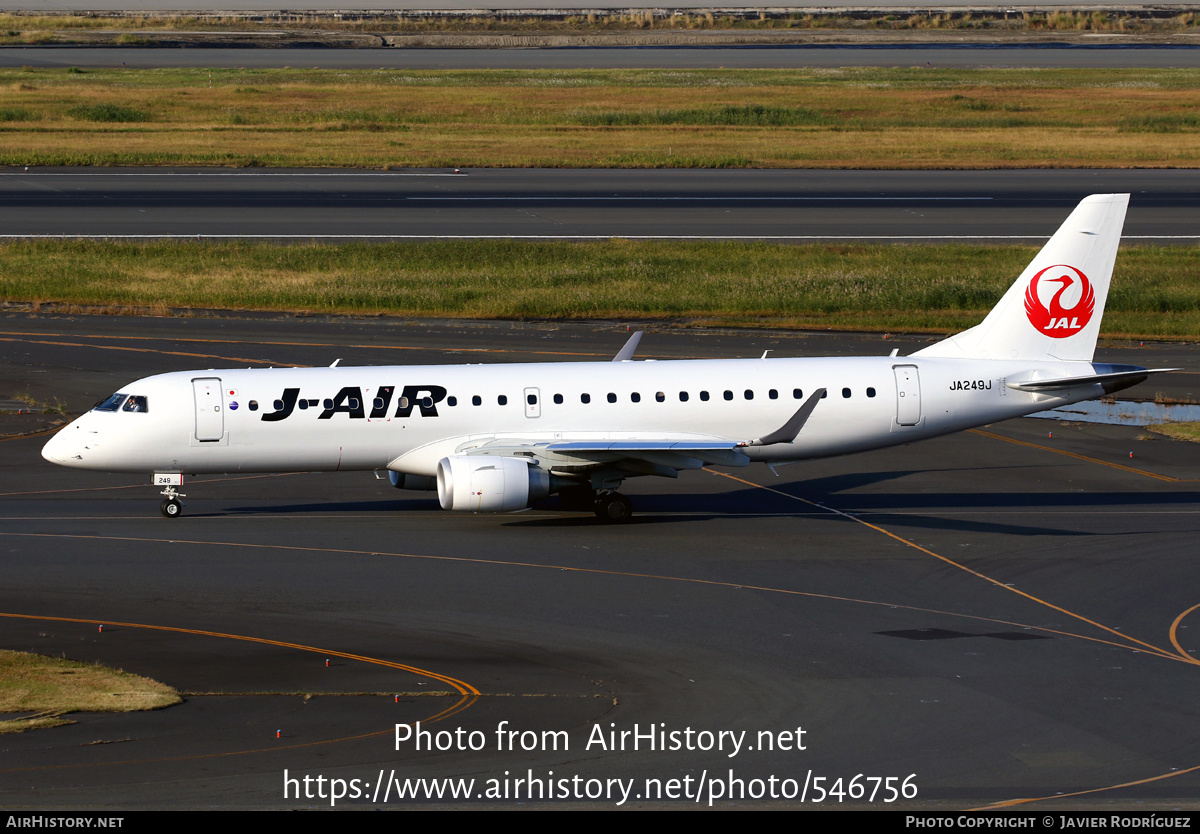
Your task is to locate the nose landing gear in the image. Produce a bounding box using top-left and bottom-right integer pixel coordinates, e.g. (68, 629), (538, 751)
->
(156, 476), (185, 519)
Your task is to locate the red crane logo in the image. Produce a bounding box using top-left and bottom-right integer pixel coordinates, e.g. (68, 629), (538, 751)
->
(1024, 264), (1095, 339)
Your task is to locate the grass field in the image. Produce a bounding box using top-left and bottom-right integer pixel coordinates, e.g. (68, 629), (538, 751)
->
(0, 649), (180, 732)
(5, 239), (1198, 338)
(0, 66), (1195, 335)
(1150, 422), (1200, 441)
(0, 67), (1198, 168)
(0, 10), (1195, 37)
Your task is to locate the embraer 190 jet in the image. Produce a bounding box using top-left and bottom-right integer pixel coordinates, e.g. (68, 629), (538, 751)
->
(42, 194), (1170, 522)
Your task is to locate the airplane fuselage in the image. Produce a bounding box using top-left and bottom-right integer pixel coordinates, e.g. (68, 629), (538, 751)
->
(42, 355), (1105, 478)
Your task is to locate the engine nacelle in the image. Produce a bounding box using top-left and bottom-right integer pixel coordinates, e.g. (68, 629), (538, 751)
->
(437, 455), (551, 512)
(388, 471), (436, 491)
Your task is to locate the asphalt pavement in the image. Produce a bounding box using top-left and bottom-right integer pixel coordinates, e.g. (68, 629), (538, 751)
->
(3, 314), (1200, 809)
(2, 168), (1198, 240)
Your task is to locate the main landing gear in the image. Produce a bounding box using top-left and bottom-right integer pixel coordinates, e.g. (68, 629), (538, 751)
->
(558, 485), (634, 523)
(592, 491), (633, 524)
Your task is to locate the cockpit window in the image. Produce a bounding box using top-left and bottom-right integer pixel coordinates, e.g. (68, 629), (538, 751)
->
(123, 395), (148, 413)
(93, 393), (127, 412)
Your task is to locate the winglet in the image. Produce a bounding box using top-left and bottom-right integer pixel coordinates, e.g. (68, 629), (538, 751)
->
(740, 388), (826, 447)
(613, 330), (644, 362)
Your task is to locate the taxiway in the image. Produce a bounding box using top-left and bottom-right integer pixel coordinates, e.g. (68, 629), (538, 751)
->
(3, 315), (1200, 808)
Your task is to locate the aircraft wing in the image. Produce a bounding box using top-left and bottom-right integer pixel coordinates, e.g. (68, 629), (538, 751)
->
(543, 440), (750, 473)
(457, 438), (747, 479)
(457, 388), (827, 479)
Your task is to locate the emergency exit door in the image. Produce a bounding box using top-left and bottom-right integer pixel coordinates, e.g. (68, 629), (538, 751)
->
(524, 387), (541, 418)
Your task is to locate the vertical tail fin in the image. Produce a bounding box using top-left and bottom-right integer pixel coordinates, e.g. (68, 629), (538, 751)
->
(914, 194), (1129, 362)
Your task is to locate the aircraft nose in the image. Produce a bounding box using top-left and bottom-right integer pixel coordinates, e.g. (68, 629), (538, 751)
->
(41, 422), (85, 467)
(41, 429), (69, 464)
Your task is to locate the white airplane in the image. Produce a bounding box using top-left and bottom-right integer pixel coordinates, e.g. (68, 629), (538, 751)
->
(42, 194), (1170, 522)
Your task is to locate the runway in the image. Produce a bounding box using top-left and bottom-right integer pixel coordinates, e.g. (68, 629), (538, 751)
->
(5, 44), (1200, 70)
(4, 314), (1200, 808)
(3, 168), (1200, 240)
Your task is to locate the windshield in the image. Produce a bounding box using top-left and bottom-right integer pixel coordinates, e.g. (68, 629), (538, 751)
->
(93, 393), (127, 412)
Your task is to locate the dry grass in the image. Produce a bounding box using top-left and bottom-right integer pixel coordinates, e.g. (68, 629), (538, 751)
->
(1, 67), (1198, 168)
(0, 10), (1196, 37)
(0, 649), (180, 733)
(1147, 422), (1200, 443)
(3, 240), (1198, 337)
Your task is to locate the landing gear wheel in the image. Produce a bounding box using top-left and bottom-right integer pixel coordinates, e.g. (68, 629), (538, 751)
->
(593, 493), (633, 523)
(160, 498), (182, 519)
(559, 485), (597, 511)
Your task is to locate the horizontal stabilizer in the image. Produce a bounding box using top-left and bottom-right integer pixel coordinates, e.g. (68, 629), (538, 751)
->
(1007, 367), (1176, 395)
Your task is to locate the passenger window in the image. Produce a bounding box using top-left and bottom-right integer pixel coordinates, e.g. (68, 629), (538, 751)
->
(527, 393), (537, 405)
(744, 390), (753, 400)
(447, 396), (457, 407)
(679, 391), (689, 402)
(631, 392), (641, 403)
(607, 393), (617, 403)
(655, 392), (665, 402)
(498, 395), (508, 406)
(793, 388), (803, 399)
(769, 389), (778, 400)
(723, 390), (733, 401)
(842, 388), (851, 398)
(582, 393), (591, 404)
(472, 395), (482, 406)
(700, 391), (710, 401)
(298, 400), (309, 410)
(553, 393), (563, 404)
(248, 400), (259, 411)
(867, 388), (876, 398)
(273, 399), (285, 411)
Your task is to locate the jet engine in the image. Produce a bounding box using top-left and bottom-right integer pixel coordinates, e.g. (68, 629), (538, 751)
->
(436, 455), (553, 512)
(388, 471), (436, 491)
